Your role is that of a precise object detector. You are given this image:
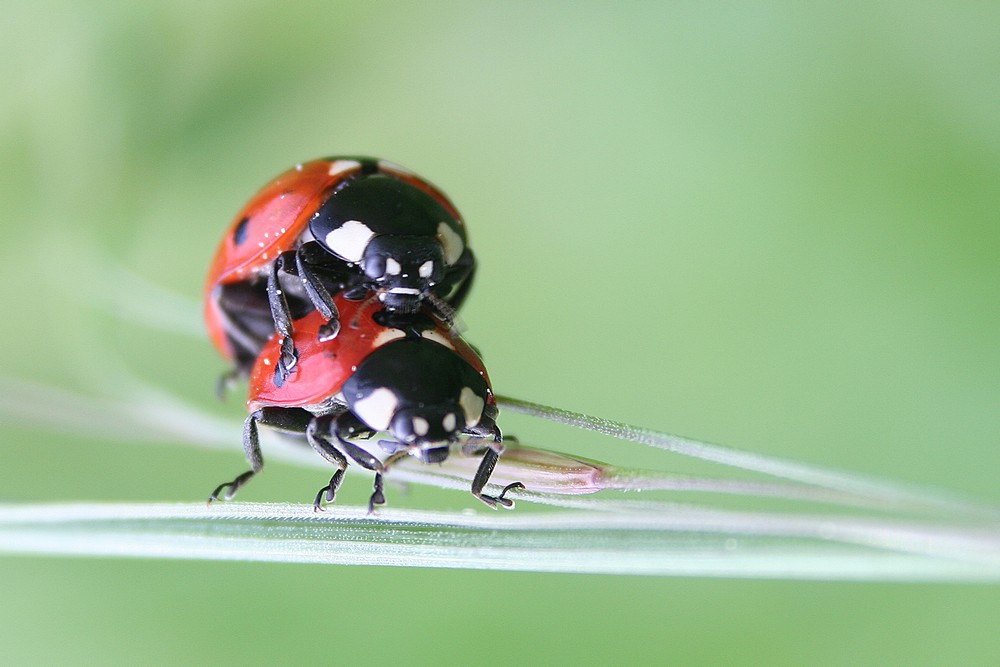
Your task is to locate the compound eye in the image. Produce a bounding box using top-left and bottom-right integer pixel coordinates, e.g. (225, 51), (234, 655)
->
(385, 257), (402, 276)
(364, 255), (387, 280)
(391, 411), (417, 442)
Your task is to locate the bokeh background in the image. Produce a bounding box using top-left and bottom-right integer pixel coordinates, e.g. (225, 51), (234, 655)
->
(2, 2), (999, 664)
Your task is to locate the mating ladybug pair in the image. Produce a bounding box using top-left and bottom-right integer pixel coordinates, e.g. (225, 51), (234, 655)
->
(204, 157), (523, 511)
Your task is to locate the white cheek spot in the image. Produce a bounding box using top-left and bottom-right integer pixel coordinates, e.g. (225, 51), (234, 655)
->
(418, 260), (434, 279)
(351, 387), (398, 432)
(458, 387), (484, 428)
(325, 220), (375, 262)
(385, 257), (402, 275)
(412, 416), (430, 436)
(436, 222), (464, 265)
(442, 412), (457, 432)
(420, 329), (456, 350)
(328, 159), (361, 177)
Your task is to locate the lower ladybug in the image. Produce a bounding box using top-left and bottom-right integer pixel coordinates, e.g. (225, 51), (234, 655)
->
(203, 157), (476, 383)
(208, 297), (523, 511)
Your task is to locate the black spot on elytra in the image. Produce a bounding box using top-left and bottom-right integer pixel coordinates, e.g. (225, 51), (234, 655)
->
(232, 216), (249, 246)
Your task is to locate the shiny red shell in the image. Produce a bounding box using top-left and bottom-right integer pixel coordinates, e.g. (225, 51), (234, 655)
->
(203, 157), (462, 361)
(246, 294), (491, 413)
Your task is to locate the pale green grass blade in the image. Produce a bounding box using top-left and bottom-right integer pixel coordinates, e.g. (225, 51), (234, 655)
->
(2, 502), (999, 581)
(498, 395), (999, 519)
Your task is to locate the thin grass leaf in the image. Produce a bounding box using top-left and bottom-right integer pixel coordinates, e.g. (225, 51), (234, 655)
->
(1, 502), (999, 580)
(497, 395), (1000, 520)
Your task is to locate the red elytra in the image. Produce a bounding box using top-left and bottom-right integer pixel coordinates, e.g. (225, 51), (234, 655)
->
(203, 157), (462, 362)
(246, 294), (491, 413)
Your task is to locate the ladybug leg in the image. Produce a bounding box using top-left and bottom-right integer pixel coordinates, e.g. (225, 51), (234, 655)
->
(470, 443), (525, 510)
(267, 257), (298, 384)
(369, 473), (387, 514)
(208, 410), (264, 503)
(422, 249), (475, 329)
(208, 407), (312, 504)
(333, 413), (388, 512)
(365, 449), (416, 514)
(365, 450), (412, 513)
(342, 283), (370, 301)
(295, 242), (342, 342)
(306, 414), (350, 511)
(214, 366), (241, 401)
(437, 247), (476, 310)
(467, 419), (524, 510)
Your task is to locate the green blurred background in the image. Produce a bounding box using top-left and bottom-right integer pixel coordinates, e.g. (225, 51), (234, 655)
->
(2, 2), (998, 664)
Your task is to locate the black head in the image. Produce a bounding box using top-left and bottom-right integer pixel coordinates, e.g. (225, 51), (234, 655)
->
(309, 174), (465, 310)
(362, 234), (445, 312)
(342, 338), (489, 447)
(391, 405), (466, 445)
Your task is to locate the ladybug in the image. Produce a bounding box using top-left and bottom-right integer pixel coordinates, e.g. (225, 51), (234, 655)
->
(203, 157), (476, 381)
(207, 296), (523, 512)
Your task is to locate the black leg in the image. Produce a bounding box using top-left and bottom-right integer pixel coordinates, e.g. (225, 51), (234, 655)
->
(342, 282), (370, 301)
(267, 255), (298, 385)
(295, 242), (342, 341)
(424, 292), (460, 331)
(464, 405), (501, 441)
(470, 440), (524, 510)
(437, 247), (476, 310)
(214, 366), (241, 401)
(312, 469), (346, 511)
(334, 414), (385, 472)
(366, 450), (414, 513)
(333, 412), (392, 511)
(208, 407), (313, 504)
(306, 414), (350, 511)
(368, 473), (386, 513)
(208, 410), (265, 503)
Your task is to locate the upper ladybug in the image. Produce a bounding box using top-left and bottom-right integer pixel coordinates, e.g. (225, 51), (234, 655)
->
(204, 157), (475, 380)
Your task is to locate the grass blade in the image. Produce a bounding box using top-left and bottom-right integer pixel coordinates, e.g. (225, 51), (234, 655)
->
(2, 502), (999, 580)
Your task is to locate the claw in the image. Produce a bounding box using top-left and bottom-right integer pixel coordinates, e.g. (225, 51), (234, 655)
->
(368, 489), (386, 514)
(367, 473), (387, 514)
(312, 470), (345, 512)
(274, 336), (299, 386)
(318, 319), (340, 342)
(207, 470), (256, 505)
(476, 482), (524, 509)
